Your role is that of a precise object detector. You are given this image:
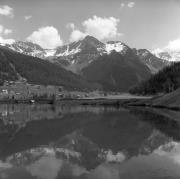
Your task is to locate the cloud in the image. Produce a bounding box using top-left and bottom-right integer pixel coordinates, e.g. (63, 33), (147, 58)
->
(27, 26), (63, 49)
(0, 5), (14, 18)
(0, 24), (14, 44)
(0, 25), (13, 35)
(67, 23), (86, 42)
(68, 16), (122, 42)
(127, 2), (135, 8)
(120, 3), (125, 8)
(4, 29), (12, 35)
(82, 16), (122, 40)
(0, 36), (14, 44)
(120, 2), (135, 9)
(27, 156), (63, 179)
(24, 15), (32, 21)
(165, 38), (180, 51)
(66, 23), (75, 30)
(69, 29), (87, 42)
(153, 37), (180, 53)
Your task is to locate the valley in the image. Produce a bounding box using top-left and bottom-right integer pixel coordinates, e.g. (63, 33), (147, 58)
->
(0, 35), (179, 109)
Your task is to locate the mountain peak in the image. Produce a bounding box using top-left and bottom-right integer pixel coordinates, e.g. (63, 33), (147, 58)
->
(83, 35), (99, 41)
(81, 35), (104, 47)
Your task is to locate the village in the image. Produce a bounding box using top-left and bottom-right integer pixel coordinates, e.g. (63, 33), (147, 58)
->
(0, 79), (85, 102)
(0, 79), (112, 102)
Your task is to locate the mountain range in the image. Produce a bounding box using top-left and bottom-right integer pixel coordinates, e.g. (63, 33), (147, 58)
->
(0, 35), (173, 92)
(3, 36), (170, 73)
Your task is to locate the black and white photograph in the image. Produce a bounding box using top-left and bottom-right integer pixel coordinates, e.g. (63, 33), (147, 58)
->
(0, 0), (179, 178)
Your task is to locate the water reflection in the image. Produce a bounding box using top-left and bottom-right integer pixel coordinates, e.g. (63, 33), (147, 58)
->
(0, 104), (179, 178)
(0, 104), (116, 127)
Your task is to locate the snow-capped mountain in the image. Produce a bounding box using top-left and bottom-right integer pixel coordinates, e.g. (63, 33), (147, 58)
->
(4, 41), (46, 58)
(134, 49), (170, 73)
(1, 35), (169, 74)
(54, 36), (130, 73)
(53, 35), (105, 70)
(152, 49), (180, 62)
(2, 36), (129, 60)
(2, 41), (58, 59)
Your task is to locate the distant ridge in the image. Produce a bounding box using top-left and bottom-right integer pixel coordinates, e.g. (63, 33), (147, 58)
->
(129, 62), (180, 95)
(0, 45), (96, 91)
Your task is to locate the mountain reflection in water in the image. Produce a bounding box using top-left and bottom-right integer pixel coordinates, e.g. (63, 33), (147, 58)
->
(0, 104), (179, 178)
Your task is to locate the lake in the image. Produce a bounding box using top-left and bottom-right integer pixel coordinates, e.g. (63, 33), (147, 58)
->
(0, 104), (180, 179)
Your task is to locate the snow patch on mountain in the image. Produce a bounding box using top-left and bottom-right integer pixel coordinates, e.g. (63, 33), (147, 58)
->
(56, 44), (81, 57)
(44, 49), (56, 57)
(136, 50), (149, 58)
(104, 42), (124, 54)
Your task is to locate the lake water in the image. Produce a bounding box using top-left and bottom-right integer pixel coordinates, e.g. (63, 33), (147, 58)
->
(0, 104), (180, 179)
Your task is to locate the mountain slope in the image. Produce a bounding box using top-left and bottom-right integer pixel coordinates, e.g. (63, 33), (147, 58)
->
(132, 87), (180, 110)
(0, 46), (95, 90)
(134, 49), (170, 73)
(5, 41), (46, 58)
(0, 51), (19, 84)
(129, 62), (180, 95)
(151, 88), (180, 108)
(82, 52), (151, 92)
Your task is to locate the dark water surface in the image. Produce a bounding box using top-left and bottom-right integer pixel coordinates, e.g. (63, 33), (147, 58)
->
(0, 104), (180, 179)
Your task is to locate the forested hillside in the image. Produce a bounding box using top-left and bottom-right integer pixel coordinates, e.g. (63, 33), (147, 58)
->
(82, 52), (151, 92)
(0, 46), (95, 91)
(129, 62), (179, 95)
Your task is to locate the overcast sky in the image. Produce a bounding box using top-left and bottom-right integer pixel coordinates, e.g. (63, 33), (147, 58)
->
(0, 0), (180, 50)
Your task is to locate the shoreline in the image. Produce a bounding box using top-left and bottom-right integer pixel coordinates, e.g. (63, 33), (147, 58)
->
(0, 97), (178, 111)
(0, 97), (149, 105)
(126, 100), (180, 111)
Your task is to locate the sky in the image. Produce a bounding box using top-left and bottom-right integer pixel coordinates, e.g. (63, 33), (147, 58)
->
(0, 0), (180, 51)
